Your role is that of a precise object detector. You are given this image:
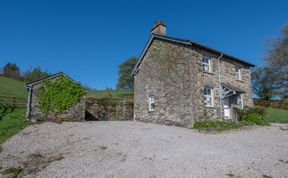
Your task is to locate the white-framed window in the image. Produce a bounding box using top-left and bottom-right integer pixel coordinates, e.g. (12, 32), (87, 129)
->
(235, 66), (242, 80)
(203, 87), (213, 107)
(236, 94), (244, 109)
(148, 96), (155, 112)
(202, 57), (211, 72)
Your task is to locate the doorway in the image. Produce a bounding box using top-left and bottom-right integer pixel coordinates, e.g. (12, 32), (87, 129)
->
(223, 98), (230, 119)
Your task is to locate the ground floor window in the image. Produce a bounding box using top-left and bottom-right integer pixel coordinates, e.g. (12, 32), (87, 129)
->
(236, 94), (244, 109)
(204, 87), (213, 107)
(148, 96), (155, 112)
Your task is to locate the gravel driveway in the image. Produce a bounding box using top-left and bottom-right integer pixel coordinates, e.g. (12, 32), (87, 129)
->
(0, 121), (288, 178)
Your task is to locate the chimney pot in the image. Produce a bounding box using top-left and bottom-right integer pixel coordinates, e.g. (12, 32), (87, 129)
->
(151, 21), (166, 36)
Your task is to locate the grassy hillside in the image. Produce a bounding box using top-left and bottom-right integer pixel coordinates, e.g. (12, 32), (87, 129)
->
(265, 108), (288, 123)
(87, 89), (133, 100)
(0, 108), (27, 145)
(0, 76), (27, 99)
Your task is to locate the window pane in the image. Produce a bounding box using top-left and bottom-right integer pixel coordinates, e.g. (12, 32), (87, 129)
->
(235, 67), (241, 80)
(202, 57), (210, 72)
(203, 64), (209, 71)
(203, 87), (213, 106)
(149, 96), (155, 111)
(204, 88), (211, 95)
(203, 57), (209, 64)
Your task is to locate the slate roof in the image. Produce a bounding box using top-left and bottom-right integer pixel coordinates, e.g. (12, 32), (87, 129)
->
(132, 34), (256, 76)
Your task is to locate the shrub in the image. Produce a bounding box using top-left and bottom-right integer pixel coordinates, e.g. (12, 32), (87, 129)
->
(234, 106), (265, 121)
(245, 113), (267, 125)
(193, 119), (239, 131)
(234, 106), (267, 125)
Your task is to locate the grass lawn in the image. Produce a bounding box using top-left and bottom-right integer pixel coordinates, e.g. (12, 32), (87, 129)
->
(265, 107), (288, 123)
(87, 89), (133, 99)
(0, 108), (28, 145)
(0, 76), (27, 99)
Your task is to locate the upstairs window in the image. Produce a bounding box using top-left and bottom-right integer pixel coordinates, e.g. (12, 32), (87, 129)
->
(148, 96), (155, 112)
(235, 66), (242, 80)
(203, 87), (213, 107)
(202, 57), (211, 72)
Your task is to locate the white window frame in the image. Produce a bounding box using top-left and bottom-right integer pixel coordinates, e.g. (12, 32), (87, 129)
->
(148, 96), (155, 112)
(202, 57), (211, 73)
(203, 87), (213, 107)
(235, 66), (242, 80)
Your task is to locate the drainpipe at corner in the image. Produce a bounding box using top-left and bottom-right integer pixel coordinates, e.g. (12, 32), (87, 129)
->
(217, 53), (223, 119)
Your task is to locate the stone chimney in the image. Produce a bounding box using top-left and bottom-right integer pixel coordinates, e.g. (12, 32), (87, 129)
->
(151, 21), (166, 36)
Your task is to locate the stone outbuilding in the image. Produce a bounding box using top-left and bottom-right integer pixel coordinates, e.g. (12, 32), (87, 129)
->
(132, 21), (255, 128)
(26, 72), (86, 121)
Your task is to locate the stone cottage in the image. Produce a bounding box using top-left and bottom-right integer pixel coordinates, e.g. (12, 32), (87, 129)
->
(132, 21), (255, 127)
(26, 72), (86, 121)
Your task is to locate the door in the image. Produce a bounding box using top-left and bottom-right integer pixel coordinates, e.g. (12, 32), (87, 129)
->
(223, 98), (230, 119)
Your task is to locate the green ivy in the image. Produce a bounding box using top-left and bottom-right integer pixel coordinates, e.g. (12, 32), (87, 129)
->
(38, 76), (86, 115)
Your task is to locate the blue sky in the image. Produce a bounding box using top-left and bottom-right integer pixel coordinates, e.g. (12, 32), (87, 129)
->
(0, 0), (287, 89)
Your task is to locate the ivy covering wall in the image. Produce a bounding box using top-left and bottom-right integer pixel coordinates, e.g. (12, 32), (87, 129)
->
(38, 76), (86, 116)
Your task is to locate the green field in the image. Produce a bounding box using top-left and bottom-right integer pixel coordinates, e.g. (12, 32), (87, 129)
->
(0, 108), (28, 145)
(87, 89), (133, 99)
(265, 107), (288, 123)
(0, 76), (27, 99)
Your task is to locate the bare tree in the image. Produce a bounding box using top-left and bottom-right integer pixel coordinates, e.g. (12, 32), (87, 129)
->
(265, 23), (288, 99)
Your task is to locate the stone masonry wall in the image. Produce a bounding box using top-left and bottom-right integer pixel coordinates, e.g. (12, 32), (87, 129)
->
(85, 97), (134, 121)
(134, 39), (201, 128)
(134, 38), (253, 128)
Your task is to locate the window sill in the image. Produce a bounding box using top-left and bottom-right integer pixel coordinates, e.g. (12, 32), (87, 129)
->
(236, 79), (244, 83)
(203, 71), (215, 75)
(204, 106), (216, 109)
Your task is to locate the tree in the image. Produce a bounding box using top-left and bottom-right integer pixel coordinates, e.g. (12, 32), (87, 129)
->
(2, 63), (21, 80)
(23, 66), (50, 82)
(116, 57), (138, 90)
(265, 23), (288, 99)
(251, 67), (275, 100)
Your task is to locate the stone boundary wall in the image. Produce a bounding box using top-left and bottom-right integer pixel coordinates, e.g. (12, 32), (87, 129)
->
(85, 97), (134, 121)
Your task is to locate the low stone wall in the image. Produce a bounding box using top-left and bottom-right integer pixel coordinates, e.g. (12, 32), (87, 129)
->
(85, 97), (133, 121)
(254, 99), (288, 110)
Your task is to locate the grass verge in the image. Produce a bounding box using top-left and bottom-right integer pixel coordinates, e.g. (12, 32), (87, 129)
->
(264, 107), (288, 123)
(0, 108), (28, 145)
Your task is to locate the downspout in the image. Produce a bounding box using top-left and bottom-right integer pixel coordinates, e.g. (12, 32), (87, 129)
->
(217, 53), (223, 118)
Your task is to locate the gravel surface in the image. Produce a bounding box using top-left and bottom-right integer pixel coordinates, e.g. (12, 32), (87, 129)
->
(0, 121), (288, 178)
